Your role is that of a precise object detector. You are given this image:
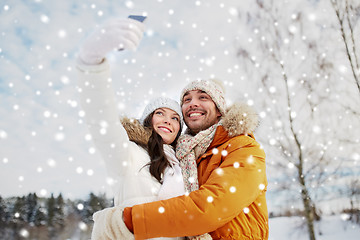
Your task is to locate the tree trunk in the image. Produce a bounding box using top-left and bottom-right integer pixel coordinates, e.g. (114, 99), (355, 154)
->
(299, 174), (316, 240)
(282, 63), (317, 240)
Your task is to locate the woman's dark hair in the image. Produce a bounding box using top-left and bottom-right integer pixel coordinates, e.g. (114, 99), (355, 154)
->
(143, 112), (182, 183)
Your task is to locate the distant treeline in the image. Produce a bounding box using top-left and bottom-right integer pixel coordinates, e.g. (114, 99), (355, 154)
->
(1, 192), (359, 239)
(0, 192), (112, 240)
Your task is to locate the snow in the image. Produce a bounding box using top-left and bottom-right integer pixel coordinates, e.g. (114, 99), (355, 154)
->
(0, 0), (252, 199)
(269, 216), (360, 240)
(0, 1), (359, 238)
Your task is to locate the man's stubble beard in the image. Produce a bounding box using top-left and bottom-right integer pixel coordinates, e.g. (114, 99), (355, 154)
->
(185, 117), (220, 136)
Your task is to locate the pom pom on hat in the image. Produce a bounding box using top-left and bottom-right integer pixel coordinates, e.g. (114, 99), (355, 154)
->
(180, 79), (226, 116)
(140, 97), (183, 127)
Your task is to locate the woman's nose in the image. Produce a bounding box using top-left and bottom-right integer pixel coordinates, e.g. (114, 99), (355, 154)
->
(163, 117), (171, 124)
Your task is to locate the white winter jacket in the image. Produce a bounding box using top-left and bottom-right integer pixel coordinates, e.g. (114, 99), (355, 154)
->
(77, 59), (185, 240)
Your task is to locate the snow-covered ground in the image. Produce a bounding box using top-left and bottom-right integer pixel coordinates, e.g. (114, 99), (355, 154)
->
(269, 215), (360, 240)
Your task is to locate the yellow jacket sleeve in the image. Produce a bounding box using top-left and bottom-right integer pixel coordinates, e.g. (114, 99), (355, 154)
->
(131, 137), (267, 239)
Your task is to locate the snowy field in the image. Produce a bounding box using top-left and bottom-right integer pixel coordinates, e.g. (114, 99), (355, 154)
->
(71, 215), (360, 239)
(269, 216), (360, 240)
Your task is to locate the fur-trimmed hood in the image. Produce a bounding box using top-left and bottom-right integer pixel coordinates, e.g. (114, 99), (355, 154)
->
(221, 102), (259, 137)
(120, 102), (258, 144)
(120, 117), (152, 147)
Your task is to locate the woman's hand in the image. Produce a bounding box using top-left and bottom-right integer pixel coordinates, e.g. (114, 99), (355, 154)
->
(91, 209), (111, 240)
(91, 207), (135, 240)
(79, 18), (145, 65)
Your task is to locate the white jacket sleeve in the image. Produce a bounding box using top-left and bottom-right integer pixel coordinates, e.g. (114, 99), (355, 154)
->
(77, 58), (131, 178)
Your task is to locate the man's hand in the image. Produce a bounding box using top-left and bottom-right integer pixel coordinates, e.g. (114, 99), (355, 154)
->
(91, 207), (135, 240)
(79, 18), (145, 65)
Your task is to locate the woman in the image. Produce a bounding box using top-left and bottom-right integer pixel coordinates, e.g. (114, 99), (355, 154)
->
(78, 54), (186, 240)
(77, 17), (210, 240)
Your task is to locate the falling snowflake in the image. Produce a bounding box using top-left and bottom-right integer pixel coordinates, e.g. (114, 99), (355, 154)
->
(87, 169), (94, 176)
(288, 162), (295, 169)
(47, 159), (56, 168)
(233, 162), (240, 168)
(243, 208), (250, 214)
(58, 29), (67, 38)
(0, 130), (7, 139)
(79, 222), (88, 231)
(77, 203), (84, 210)
(158, 207), (165, 213)
(125, 1), (134, 9)
(40, 14), (49, 23)
(76, 167), (83, 174)
(39, 189), (47, 197)
(19, 229), (29, 238)
(212, 148), (219, 154)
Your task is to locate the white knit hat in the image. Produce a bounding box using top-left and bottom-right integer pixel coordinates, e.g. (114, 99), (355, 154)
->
(140, 97), (183, 127)
(180, 79), (226, 116)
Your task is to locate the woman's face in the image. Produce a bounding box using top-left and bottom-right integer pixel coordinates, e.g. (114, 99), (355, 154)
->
(152, 108), (181, 144)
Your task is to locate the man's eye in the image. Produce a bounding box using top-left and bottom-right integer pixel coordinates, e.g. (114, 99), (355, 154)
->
(183, 98), (191, 102)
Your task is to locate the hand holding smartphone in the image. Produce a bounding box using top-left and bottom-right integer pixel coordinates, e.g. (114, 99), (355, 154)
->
(118, 15), (147, 51)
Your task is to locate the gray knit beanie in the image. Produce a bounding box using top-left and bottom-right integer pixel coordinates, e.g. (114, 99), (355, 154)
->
(180, 79), (226, 116)
(140, 97), (183, 127)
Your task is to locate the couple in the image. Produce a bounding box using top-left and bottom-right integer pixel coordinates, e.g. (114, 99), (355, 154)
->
(77, 17), (268, 240)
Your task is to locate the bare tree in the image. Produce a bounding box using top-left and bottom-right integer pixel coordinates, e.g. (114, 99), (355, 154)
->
(340, 177), (360, 224)
(233, 0), (360, 239)
(330, 0), (360, 95)
(348, 179), (360, 222)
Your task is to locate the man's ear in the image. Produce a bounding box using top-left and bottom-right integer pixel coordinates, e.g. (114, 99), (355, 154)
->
(216, 109), (222, 117)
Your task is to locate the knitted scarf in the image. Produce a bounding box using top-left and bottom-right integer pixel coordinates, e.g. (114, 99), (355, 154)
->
(176, 122), (221, 193)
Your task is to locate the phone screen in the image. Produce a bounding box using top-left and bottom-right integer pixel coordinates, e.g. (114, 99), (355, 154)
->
(128, 15), (147, 22)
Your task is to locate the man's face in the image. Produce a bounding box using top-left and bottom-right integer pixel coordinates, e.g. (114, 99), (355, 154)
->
(182, 90), (221, 134)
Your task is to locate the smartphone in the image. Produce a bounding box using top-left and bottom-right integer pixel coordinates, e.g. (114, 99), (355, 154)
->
(118, 15), (147, 51)
(128, 15), (147, 22)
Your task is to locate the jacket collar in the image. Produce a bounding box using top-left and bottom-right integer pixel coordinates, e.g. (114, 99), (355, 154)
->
(207, 126), (230, 150)
(198, 101), (259, 149)
(207, 126), (256, 151)
(199, 102), (259, 158)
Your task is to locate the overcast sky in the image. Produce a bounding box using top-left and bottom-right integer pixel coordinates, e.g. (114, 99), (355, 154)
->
(0, 0), (250, 200)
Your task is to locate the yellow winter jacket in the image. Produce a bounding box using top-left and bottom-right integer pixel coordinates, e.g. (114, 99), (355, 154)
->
(131, 103), (269, 239)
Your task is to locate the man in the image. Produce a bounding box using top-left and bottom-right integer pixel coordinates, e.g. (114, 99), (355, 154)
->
(92, 79), (269, 240)
(81, 17), (268, 240)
